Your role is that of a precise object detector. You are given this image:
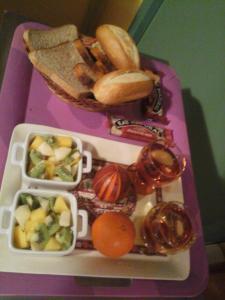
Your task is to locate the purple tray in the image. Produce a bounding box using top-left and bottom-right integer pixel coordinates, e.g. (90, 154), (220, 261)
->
(0, 22), (208, 298)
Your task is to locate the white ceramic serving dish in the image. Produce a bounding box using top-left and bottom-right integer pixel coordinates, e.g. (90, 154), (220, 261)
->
(0, 124), (190, 280)
(11, 131), (92, 189)
(0, 188), (88, 256)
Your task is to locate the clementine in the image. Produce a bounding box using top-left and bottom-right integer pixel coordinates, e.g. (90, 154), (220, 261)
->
(91, 212), (136, 258)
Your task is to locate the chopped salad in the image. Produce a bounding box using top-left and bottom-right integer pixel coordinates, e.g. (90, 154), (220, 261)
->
(27, 135), (81, 182)
(13, 193), (73, 251)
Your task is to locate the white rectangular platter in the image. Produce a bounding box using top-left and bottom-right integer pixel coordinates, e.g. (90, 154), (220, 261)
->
(0, 123), (190, 280)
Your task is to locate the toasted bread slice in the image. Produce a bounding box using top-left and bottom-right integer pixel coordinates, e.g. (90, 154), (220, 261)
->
(23, 24), (78, 52)
(28, 42), (91, 99)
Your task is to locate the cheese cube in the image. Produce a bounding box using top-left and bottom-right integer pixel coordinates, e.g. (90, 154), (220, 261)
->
(30, 208), (46, 223)
(53, 196), (69, 213)
(14, 226), (29, 249)
(30, 136), (44, 150)
(44, 237), (61, 251)
(56, 136), (73, 148)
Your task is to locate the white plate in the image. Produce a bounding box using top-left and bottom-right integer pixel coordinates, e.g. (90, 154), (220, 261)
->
(0, 123), (190, 280)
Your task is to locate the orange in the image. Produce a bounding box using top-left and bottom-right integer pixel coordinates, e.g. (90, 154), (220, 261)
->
(91, 212), (136, 258)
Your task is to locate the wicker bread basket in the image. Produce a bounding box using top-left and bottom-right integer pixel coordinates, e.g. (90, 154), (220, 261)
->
(41, 74), (115, 112)
(27, 42), (146, 112)
(42, 73), (144, 112)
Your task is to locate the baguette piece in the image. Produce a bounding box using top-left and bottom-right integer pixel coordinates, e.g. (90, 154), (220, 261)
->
(23, 24), (78, 52)
(93, 70), (154, 105)
(28, 42), (91, 99)
(73, 63), (98, 88)
(89, 46), (114, 72)
(74, 39), (95, 66)
(96, 24), (140, 70)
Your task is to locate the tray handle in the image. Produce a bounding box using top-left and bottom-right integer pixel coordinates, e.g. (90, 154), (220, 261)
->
(77, 209), (88, 238)
(11, 142), (24, 166)
(82, 150), (92, 174)
(0, 206), (12, 235)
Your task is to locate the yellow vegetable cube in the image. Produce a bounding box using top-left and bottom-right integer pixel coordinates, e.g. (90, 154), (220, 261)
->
(56, 136), (73, 148)
(24, 219), (39, 233)
(14, 226), (29, 249)
(24, 220), (40, 241)
(30, 208), (46, 223)
(44, 237), (61, 251)
(53, 196), (69, 213)
(46, 160), (55, 179)
(30, 135), (44, 150)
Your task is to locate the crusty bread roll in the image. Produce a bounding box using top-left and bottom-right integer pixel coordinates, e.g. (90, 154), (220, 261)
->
(93, 70), (154, 105)
(144, 70), (160, 84)
(96, 24), (140, 70)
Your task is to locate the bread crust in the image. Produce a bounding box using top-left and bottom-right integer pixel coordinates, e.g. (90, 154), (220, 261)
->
(93, 70), (154, 105)
(96, 24), (140, 70)
(23, 24), (78, 52)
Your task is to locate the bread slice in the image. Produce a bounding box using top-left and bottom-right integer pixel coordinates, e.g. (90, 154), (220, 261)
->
(23, 24), (78, 52)
(28, 42), (91, 99)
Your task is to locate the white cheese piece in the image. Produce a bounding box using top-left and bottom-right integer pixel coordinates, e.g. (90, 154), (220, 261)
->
(39, 199), (49, 211)
(14, 205), (31, 229)
(44, 215), (53, 226)
(59, 211), (71, 227)
(54, 147), (71, 162)
(71, 164), (78, 176)
(72, 151), (80, 161)
(37, 142), (54, 156)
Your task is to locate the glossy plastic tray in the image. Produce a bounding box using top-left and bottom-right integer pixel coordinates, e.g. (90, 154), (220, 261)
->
(0, 22), (208, 298)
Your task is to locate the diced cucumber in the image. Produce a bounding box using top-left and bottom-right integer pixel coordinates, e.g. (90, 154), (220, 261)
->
(48, 223), (60, 236)
(20, 194), (40, 210)
(29, 149), (42, 165)
(28, 161), (46, 178)
(55, 227), (73, 249)
(48, 197), (56, 210)
(19, 194), (36, 210)
(45, 135), (56, 147)
(19, 193), (31, 205)
(35, 223), (50, 249)
(62, 155), (74, 165)
(45, 215), (53, 226)
(35, 196), (49, 211)
(26, 195), (40, 210)
(55, 166), (74, 182)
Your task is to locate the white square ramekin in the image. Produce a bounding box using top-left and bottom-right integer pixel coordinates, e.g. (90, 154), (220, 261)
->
(10, 131), (92, 190)
(0, 188), (88, 256)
